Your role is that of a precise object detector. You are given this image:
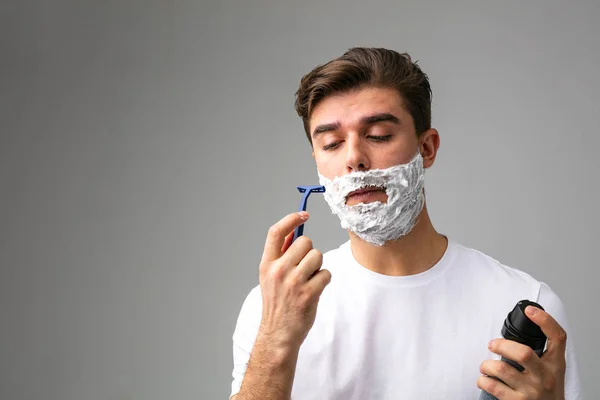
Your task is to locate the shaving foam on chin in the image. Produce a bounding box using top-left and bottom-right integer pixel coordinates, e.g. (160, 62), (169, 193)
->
(317, 150), (425, 246)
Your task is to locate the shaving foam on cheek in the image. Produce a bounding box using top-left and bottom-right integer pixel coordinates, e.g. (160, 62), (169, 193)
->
(317, 150), (426, 246)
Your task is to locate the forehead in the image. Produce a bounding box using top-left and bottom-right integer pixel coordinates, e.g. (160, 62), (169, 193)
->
(309, 87), (408, 131)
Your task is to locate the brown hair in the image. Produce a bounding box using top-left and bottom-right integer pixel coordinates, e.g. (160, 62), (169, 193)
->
(294, 47), (432, 145)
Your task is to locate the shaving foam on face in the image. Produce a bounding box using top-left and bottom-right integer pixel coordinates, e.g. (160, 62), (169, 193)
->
(317, 150), (425, 246)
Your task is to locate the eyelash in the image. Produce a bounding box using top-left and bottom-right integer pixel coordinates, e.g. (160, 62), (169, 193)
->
(322, 135), (393, 151)
(370, 135), (393, 142)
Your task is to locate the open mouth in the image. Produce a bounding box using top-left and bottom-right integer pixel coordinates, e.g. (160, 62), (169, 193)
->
(346, 186), (386, 200)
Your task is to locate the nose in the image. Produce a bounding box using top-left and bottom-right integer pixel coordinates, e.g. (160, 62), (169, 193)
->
(345, 136), (370, 173)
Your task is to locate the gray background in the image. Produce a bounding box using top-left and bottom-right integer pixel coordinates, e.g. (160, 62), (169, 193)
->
(1, 0), (598, 399)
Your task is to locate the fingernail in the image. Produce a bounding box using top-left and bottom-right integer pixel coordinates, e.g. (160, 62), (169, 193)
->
(488, 340), (495, 349)
(526, 306), (539, 316)
(298, 212), (309, 221)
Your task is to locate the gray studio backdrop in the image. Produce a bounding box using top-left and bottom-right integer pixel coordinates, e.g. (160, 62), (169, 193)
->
(1, 1), (598, 399)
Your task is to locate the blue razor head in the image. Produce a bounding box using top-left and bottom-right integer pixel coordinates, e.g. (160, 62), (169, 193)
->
(292, 185), (326, 243)
(297, 185), (326, 193)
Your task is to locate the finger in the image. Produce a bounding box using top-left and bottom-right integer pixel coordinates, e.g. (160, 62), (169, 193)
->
(477, 375), (517, 399)
(488, 338), (543, 377)
(525, 306), (568, 355)
(306, 269), (332, 297)
(281, 230), (294, 253)
(261, 212), (309, 263)
(479, 359), (528, 391)
(295, 248), (323, 281)
(283, 236), (314, 266)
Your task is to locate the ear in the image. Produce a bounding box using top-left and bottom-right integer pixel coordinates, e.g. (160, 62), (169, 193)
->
(419, 128), (440, 169)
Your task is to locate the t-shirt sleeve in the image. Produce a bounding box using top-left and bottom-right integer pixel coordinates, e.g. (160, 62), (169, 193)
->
(536, 282), (583, 400)
(230, 286), (262, 399)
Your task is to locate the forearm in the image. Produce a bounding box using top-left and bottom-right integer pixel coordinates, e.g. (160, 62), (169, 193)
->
(236, 334), (300, 400)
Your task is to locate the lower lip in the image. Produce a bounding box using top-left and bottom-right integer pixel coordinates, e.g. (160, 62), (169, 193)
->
(347, 190), (386, 204)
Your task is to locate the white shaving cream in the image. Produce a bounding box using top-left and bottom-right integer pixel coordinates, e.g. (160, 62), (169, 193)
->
(317, 150), (425, 246)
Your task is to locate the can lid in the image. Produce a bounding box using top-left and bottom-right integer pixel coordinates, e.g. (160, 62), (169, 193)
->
(501, 300), (547, 351)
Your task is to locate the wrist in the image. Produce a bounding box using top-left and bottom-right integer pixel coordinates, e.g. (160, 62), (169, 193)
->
(254, 329), (301, 366)
(257, 319), (305, 349)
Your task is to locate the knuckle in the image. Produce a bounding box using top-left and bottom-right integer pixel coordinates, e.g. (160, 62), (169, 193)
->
(313, 271), (332, 292)
(476, 375), (484, 389)
(259, 262), (269, 275)
(317, 249), (324, 262)
(269, 264), (286, 281)
(317, 276), (331, 292)
(479, 361), (486, 375)
(516, 348), (534, 364)
(267, 224), (281, 238)
(558, 328), (568, 343)
(287, 272), (301, 287)
(310, 248), (324, 264)
(497, 361), (510, 376)
(485, 378), (498, 394)
(299, 236), (313, 248)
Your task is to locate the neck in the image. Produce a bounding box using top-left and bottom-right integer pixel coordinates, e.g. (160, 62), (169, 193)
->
(348, 203), (448, 276)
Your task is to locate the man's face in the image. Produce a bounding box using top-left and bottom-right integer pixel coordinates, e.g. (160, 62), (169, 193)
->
(310, 87), (426, 206)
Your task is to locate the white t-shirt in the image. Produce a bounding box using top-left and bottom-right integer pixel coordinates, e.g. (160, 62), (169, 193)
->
(230, 239), (583, 399)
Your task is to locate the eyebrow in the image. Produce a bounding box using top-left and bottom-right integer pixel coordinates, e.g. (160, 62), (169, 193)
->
(311, 112), (401, 139)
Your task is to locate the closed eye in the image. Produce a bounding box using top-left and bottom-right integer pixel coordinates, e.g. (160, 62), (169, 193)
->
(322, 135), (392, 151)
(323, 142), (341, 151)
(368, 135), (393, 142)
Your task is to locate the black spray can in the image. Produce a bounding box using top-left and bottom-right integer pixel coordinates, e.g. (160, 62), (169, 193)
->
(479, 300), (547, 400)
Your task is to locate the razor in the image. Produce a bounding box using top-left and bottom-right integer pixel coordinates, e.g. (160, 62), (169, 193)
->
(292, 185), (326, 243)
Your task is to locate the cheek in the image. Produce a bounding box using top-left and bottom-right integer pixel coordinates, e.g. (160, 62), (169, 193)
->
(381, 145), (417, 166)
(314, 151), (337, 176)
(387, 154), (409, 166)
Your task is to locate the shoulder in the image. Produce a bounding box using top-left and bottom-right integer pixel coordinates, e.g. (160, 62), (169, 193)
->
(449, 240), (543, 297)
(447, 241), (574, 336)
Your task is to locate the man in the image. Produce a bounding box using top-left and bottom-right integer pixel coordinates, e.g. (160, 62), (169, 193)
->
(229, 48), (582, 399)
